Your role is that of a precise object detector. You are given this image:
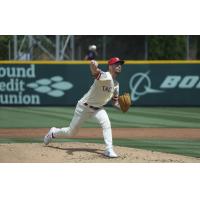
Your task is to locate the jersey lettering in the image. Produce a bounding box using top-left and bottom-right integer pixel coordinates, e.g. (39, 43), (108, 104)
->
(102, 86), (112, 92)
(80, 71), (119, 107)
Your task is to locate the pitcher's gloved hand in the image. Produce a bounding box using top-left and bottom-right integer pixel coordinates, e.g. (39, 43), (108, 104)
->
(118, 93), (132, 112)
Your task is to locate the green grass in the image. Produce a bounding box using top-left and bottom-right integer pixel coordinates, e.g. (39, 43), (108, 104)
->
(1, 106), (200, 159)
(1, 106), (200, 128)
(1, 137), (200, 158)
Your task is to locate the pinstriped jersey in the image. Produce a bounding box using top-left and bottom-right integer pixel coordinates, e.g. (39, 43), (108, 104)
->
(79, 71), (119, 107)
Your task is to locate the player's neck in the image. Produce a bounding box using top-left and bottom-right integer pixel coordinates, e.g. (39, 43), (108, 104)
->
(109, 70), (117, 79)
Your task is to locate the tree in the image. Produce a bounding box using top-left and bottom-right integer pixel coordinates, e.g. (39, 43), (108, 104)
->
(0, 36), (12, 60)
(148, 36), (187, 60)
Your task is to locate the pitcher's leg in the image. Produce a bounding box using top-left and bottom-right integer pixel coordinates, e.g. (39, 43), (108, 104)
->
(93, 109), (118, 158)
(54, 103), (91, 137)
(44, 103), (91, 145)
(53, 115), (85, 137)
(93, 109), (113, 150)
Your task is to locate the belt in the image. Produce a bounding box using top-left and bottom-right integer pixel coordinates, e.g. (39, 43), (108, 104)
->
(84, 103), (100, 110)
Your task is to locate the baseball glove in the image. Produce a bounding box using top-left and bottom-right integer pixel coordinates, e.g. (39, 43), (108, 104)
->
(118, 93), (132, 112)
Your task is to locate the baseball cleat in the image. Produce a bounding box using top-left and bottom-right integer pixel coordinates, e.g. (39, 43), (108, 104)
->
(44, 127), (56, 145)
(104, 148), (118, 158)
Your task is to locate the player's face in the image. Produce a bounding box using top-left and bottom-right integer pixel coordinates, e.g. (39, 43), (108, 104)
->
(112, 63), (122, 74)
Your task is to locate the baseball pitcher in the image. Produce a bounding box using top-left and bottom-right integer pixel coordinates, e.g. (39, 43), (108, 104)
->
(44, 57), (131, 158)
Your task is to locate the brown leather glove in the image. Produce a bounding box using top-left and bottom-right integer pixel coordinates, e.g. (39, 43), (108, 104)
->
(118, 93), (132, 112)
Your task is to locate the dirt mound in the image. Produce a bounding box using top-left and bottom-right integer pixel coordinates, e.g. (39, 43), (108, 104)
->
(0, 142), (199, 163)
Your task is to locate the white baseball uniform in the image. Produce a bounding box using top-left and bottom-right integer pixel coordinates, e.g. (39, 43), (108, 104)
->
(52, 70), (119, 150)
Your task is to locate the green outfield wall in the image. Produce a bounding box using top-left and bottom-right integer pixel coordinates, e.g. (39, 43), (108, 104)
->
(0, 60), (200, 106)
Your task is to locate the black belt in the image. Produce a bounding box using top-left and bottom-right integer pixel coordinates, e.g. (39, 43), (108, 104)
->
(84, 103), (100, 110)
